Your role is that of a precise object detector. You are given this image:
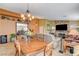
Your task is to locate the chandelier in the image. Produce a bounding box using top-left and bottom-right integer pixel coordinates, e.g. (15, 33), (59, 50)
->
(21, 3), (34, 21)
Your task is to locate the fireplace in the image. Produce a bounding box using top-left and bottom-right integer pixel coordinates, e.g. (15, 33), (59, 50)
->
(0, 35), (7, 44)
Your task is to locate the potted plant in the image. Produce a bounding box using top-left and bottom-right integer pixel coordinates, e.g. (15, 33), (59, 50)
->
(10, 33), (16, 42)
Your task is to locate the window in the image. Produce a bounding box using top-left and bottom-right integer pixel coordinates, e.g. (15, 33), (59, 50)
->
(16, 23), (28, 35)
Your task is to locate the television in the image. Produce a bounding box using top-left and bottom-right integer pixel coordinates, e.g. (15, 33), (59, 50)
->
(56, 24), (67, 31)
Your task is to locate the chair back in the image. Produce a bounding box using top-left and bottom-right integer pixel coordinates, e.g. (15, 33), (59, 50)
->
(14, 39), (20, 56)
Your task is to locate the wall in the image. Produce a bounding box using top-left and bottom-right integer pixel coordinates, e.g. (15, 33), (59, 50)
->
(0, 19), (16, 42)
(38, 19), (45, 34)
(27, 18), (79, 35)
(29, 19), (55, 34)
(28, 19), (39, 34)
(38, 19), (55, 34)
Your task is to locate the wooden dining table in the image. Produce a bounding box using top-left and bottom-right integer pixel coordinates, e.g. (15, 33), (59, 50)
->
(19, 39), (47, 56)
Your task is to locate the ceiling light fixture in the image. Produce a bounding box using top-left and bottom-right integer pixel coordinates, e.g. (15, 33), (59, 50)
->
(21, 14), (25, 20)
(26, 3), (35, 21)
(21, 3), (35, 21)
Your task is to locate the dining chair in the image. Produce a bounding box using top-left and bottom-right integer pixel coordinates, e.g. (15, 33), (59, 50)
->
(44, 41), (53, 56)
(73, 45), (79, 56)
(14, 39), (21, 56)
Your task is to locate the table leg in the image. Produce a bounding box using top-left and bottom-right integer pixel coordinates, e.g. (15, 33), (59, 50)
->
(44, 46), (46, 56)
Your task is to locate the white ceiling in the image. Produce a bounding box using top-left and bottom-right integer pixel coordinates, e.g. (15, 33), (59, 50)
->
(0, 3), (79, 20)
